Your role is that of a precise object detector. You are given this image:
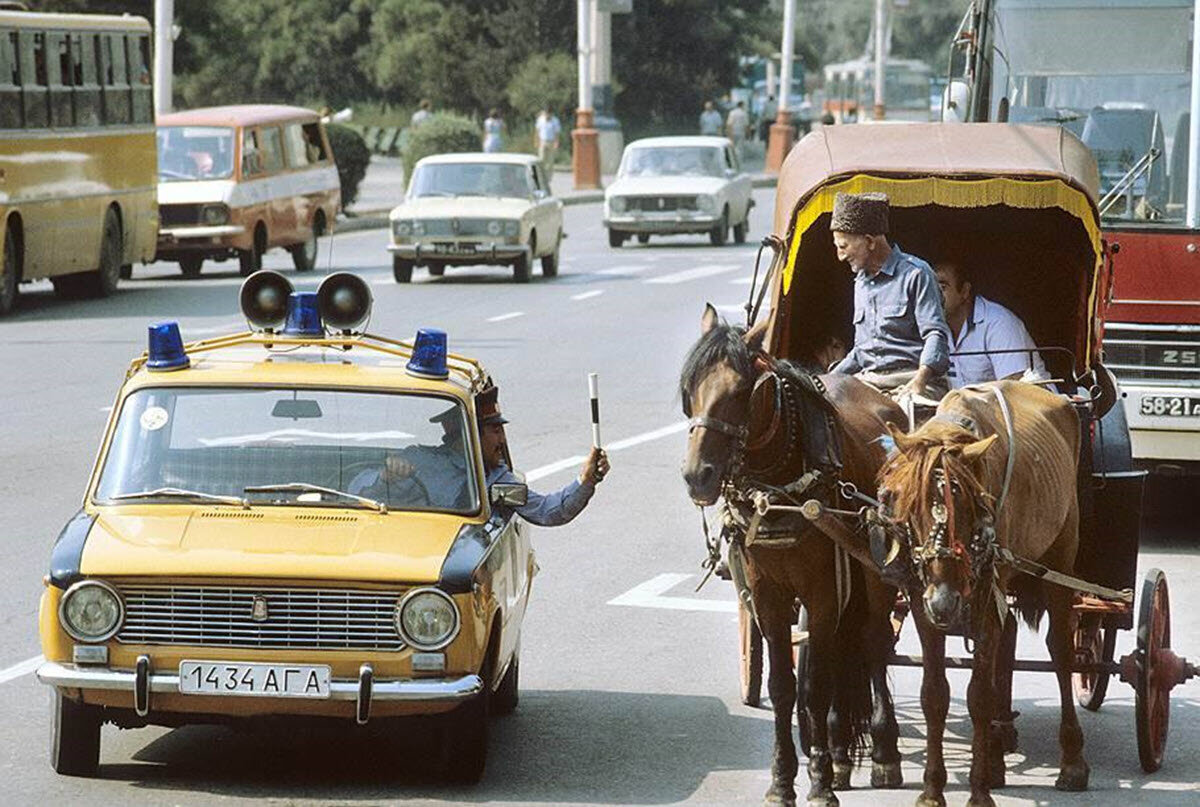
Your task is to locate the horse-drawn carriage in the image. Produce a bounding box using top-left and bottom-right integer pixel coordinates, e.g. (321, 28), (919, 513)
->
(683, 122), (1197, 807)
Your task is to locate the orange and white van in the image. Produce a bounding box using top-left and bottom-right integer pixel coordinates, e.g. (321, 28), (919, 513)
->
(154, 105), (340, 277)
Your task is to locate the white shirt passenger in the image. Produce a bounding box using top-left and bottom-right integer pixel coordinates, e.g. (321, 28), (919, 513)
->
(948, 294), (1049, 388)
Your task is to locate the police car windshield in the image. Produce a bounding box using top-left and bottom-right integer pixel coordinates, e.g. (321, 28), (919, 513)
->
(94, 388), (479, 515)
(157, 127), (236, 181)
(409, 162), (532, 198)
(619, 147), (725, 178)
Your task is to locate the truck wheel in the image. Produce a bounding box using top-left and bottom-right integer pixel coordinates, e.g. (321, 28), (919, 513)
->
(50, 690), (101, 777)
(393, 256), (414, 283)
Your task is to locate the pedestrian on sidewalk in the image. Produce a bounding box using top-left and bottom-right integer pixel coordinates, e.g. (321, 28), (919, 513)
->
(699, 100), (723, 136)
(725, 101), (749, 160)
(411, 99), (432, 126)
(483, 109), (504, 153)
(534, 106), (561, 185)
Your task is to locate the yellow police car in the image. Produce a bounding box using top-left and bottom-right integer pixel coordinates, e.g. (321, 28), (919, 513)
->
(37, 271), (531, 782)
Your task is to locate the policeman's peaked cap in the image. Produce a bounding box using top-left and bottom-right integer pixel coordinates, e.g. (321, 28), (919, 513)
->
(475, 386), (509, 426)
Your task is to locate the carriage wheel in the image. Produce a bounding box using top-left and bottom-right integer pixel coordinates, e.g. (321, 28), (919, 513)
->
(1073, 613), (1117, 711)
(738, 599), (763, 707)
(1135, 568), (1171, 773)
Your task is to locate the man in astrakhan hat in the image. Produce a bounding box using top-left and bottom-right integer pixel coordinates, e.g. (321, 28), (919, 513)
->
(477, 386), (609, 526)
(830, 191), (952, 400)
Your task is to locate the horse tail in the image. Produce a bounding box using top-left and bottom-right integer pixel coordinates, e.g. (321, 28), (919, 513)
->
(1009, 572), (1047, 630)
(832, 562), (875, 761)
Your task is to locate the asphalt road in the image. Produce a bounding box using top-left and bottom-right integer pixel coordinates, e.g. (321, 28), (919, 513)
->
(1, 191), (1198, 806)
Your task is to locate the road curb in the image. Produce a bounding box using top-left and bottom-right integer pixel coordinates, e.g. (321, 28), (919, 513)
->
(338, 174), (778, 234)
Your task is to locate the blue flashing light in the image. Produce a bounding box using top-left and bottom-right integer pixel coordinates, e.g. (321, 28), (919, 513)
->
(406, 328), (449, 379)
(282, 292), (323, 336)
(146, 321), (190, 371)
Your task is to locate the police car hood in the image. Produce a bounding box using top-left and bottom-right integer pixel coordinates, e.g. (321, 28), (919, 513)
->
(389, 196), (533, 220)
(606, 175), (728, 198)
(80, 508), (468, 583)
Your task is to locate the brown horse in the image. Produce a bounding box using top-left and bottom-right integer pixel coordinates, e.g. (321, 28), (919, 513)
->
(878, 380), (1087, 807)
(681, 305), (906, 807)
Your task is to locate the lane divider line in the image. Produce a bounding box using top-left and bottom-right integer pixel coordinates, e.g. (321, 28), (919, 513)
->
(0, 654), (43, 685)
(645, 264), (740, 285)
(596, 265), (650, 276)
(571, 290), (604, 301)
(608, 573), (737, 613)
(486, 312), (525, 323)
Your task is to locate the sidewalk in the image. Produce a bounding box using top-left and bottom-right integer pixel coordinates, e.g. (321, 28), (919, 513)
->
(337, 145), (778, 235)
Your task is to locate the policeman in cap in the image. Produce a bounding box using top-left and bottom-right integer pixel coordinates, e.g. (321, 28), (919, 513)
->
(829, 191), (951, 399)
(477, 385), (609, 525)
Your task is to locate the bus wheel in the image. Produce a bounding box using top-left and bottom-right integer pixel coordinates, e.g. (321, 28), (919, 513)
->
(86, 208), (123, 298)
(1, 224), (18, 315)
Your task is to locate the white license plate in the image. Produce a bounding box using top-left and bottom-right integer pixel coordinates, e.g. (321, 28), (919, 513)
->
(178, 660), (331, 698)
(1139, 395), (1200, 417)
(433, 242), (475, 254)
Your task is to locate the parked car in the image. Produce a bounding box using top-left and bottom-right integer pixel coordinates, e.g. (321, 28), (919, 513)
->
(154, 105), (340, 278)
(37, 272), (530, 783)
(388, 153), (563, 283)
(604, 136), (754, 247)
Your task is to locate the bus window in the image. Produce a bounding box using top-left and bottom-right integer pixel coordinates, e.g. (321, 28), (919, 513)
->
(130, 33), (151, 124)
(259, 127), (284, 174)
(101, 32), (130, 124)
(48, 31), (72, 127)
(284, 123), (310, 168)
(18, 30), (47, 128)
(74, 31), (99, 127)
(301, 122), (328, 162)
(1, 30), (20, 129)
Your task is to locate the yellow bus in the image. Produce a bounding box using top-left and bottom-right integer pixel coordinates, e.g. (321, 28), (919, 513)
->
(0, 8), (158, 314)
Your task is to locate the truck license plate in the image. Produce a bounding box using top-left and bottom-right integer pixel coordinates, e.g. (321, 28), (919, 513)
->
(1139, 395), (1200, 417)
(179, 661), (331, 698)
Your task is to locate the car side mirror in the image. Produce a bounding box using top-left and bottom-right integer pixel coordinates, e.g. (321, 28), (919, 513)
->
(489, 483), (528, 508)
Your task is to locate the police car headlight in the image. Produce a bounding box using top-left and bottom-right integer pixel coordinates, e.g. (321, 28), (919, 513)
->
(396, 588), (459, 650)
(394, 220), (412, 238)
(411, 220), (425, 236)
(609, 196), (626, 214)
(59, 580), (123, 642)
(201, 204), (230, 226)
(697, 195), (716, 213)
(487, 220), (503, 236)
(504, 220), (519, 237)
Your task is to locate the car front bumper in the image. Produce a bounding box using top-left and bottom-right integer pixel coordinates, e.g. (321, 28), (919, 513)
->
(388, 242), (529, 264)
(604, 214), (720, 234)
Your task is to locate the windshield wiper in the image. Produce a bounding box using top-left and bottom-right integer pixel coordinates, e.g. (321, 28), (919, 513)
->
(418, 190), (457, 197)
(111, 487), (250, 508)
(244, 483), (388, 513)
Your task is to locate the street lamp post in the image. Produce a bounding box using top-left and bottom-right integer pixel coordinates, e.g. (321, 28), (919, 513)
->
(573, 0), (602, 189)
(153, 0), (174, 116)
(873, 0), (888, 120)
(766, 0), (797, 172)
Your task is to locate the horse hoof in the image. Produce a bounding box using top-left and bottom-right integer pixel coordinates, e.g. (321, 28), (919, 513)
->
(871, 761), (903, 789)
(763, 788), (797, 807)
(831, 761), (852, 790)
(966, 796), (996, 807)
(1055, 762), (1090, 792)
(988, 766), (1006, 789)
(806, 794), (839, 807)
(915, 793), (946, 807)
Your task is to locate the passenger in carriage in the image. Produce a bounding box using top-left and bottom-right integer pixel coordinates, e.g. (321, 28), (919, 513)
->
(829, 191), (952, 399)
(932, 260), (1050, 389)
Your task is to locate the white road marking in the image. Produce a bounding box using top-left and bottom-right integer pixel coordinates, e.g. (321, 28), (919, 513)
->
(98, 406), (112, 413)
(0, 655), (43, 685)
(645, 264), (740, 285)
(571, 290), (604, 301)
(608, 573), (737, 614)
(486, 311), (525, 323)
(596, 265), (649, 276)
(182, 320), (246, 336)
(729, 276), (756, 285)
(524, 420), (688, 483)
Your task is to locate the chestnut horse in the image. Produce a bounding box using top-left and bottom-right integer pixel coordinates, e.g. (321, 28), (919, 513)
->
(878, 380), (1086, 807)
(681, 305), (906, 807)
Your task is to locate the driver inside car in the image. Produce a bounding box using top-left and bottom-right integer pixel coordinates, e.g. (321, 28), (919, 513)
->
(347, 406), (470, 509)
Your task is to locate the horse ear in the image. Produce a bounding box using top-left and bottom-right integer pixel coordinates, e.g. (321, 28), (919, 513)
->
(746, 318), (768, 351)
(961, 434), (999, 462)
(701, 303), (719, 335)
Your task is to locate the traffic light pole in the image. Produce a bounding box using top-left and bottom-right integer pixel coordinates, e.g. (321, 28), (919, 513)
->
(573, 0), (602, 189)
(766, 0), (797, 172)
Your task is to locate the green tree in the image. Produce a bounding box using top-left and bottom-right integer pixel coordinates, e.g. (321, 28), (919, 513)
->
(507, 52), (575, 128)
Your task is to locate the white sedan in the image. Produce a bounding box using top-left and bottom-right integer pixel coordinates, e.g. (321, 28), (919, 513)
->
(604, 136), (754, 247)
(388, 153), (563, 283)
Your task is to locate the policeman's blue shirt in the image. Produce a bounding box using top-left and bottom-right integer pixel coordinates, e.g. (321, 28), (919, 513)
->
(486, 463), (594, 527)
(948, 294), (1049, 389)
(348, 441), (470, 509)
(833, 244), (951, 377)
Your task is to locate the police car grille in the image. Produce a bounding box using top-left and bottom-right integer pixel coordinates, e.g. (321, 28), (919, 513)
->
(1103, 324), (1200, 385)
(116, 584), (405, 651)
(627, 196), (697, 212)
(159, 204), (203, 227)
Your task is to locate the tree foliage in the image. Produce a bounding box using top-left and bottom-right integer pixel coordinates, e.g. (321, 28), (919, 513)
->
(507, 52), (576, 127)
(401, 113), (482, 179)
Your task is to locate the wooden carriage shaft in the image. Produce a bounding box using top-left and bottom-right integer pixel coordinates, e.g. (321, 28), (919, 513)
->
(888, 654), (1120, 675)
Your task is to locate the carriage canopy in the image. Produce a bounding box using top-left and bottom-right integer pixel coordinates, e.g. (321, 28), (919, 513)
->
(767, 123), (1105, 383)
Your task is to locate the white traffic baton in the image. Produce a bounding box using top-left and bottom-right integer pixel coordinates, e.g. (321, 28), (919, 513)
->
(588, 372), (602, 448)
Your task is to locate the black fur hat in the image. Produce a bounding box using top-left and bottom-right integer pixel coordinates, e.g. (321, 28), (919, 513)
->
(830, 191), (889, 235)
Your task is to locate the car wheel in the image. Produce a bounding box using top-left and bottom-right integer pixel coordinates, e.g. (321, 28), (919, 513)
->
(428, 262), (445, 277)
(50, 690), (101, 777)
(513, 237), (532, 283)
(393, 256), (414, 283)
(179, 257), (204, 278)
(733, 217), (748, 244)
(493, 651), (519, 716)
(0, 223), (19, 315)
(607, 229), (625, 248)
(290, 216), (322, 273)
(637, 233), (650, 245)
(238, 225), (265, 277)
(540, 233), (560, 278)
(441, 690), (489, 784)
(709, 209), (729, 246)
(118, 264), (132, 280)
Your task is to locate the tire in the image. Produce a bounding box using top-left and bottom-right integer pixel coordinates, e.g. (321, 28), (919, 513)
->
(637, 233), (650, 245)
(733, 217), (748, 244)
(0, 224), (18, 315)
(428, 263), (445, 277)
(513, 241), (532, 283)
(393, 256), (414, 283)
(493, 651), (519, 716)
(118, 264), (132, 280)
(179, 257), (204, 278)
(441, 690), (488, 783)
(238, 225), (264, 277)
(607, 229), (624, 248)
(50, 690), (101, 777)
(540, 233), (560, 278)
(290, 216), (322, 273)
(88, 208), (123, 297)
(709, 209), (729, 246)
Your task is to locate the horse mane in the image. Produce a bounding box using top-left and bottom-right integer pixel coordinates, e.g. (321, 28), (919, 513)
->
(679, 321), (754, 410)
(879, 421), (994, 528)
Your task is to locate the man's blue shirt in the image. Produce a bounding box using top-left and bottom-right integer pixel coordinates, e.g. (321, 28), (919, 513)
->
(486, 463), (594, 527)
(833, 244), (951, 376)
